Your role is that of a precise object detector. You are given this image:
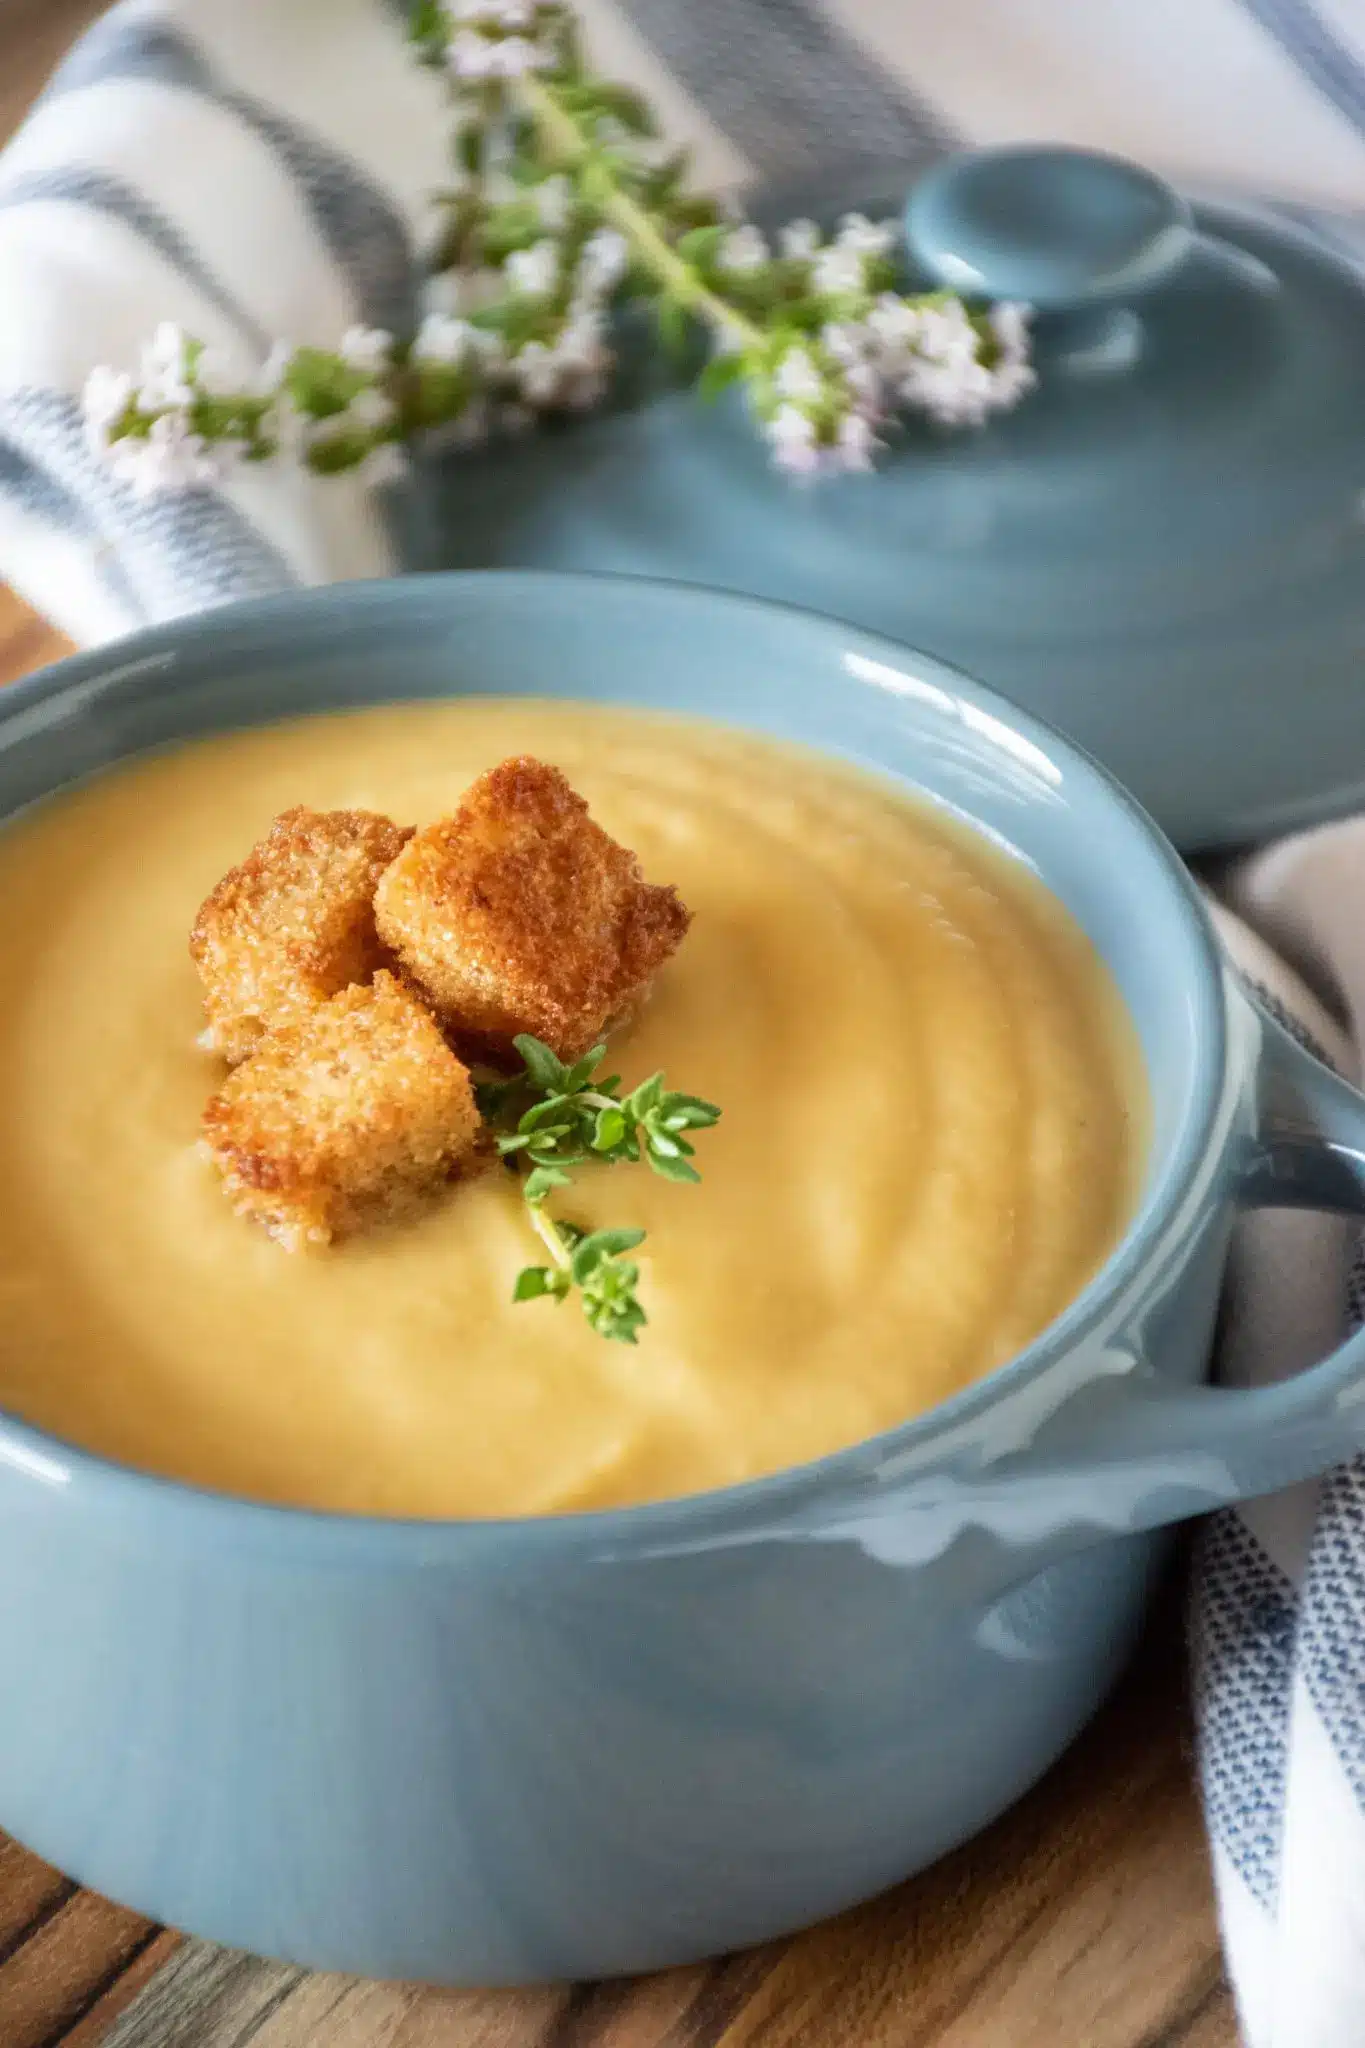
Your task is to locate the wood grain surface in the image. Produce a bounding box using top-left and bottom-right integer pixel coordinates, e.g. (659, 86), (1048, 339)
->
(0, 0), (100, 141)
(0, 5), (1237, 2038)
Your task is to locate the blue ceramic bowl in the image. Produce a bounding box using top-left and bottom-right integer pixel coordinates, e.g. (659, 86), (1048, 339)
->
(1, 572), (1364, 1985)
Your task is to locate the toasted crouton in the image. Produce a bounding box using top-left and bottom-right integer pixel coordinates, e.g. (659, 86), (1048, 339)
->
(373, 757), (690, 1061)
(190, 807), (413, 1063)
(201, 970), (480, 1249)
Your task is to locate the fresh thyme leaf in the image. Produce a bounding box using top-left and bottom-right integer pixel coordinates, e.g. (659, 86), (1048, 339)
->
(676, 223), (727, 268)
(519, 1094), (577, 1132)
(454, 123), (485, 177)
(654, 297), (691, 359)
(513, 1034), (567, 1091)
(591, 1105), (627, 1152)
(572, 1230), (647, 1343)
(282, 347), (368, 420)
(589, 83), (656, 135)
(625, 1072), (663, 1118)
(647, 1151), (700, 1186)
(561, 1045), (607, 1091)
(665, 1092), (722, 1125)
(570, 1226), (645, 1278)
(407, 0), (446, 58)
(586, 1280), (645, 1344)
(513, 1264), (569, 1302)
(485, 1034), (720, 1340)
(480, 199), (545, 260)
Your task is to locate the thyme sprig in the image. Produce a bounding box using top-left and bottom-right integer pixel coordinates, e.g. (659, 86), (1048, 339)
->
(479, 1033), (720, 1343)
(414, 0), (1034, 474)
(79, 2), (1034, 493)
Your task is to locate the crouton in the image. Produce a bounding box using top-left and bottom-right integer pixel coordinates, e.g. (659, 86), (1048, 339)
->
(373, 757), (690, 1061)
(190, 807), (413, 1063)
(201, 970), (481, 1249)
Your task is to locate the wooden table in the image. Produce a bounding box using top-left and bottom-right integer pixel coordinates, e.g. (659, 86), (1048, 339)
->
(0, 582), (1238, 2045)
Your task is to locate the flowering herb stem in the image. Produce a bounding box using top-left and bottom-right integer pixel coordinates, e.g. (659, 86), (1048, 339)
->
(78, 1), (1036, 492)
(514, 73), (766, 351)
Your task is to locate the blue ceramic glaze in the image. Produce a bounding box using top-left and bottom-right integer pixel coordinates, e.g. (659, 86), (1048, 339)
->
(905, 145), (1194, 310)
(397, 151), (1365, 853)
(2, 573), (1365, 1984)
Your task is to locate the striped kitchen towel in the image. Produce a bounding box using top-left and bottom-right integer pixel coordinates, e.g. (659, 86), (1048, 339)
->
(5, 0), (1365, 643)
(6, 4), (1365, 2043)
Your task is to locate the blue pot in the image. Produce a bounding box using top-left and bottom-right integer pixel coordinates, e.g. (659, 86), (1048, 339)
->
(0, 572), (1363, 1984)
(401, 146), (1365, 854)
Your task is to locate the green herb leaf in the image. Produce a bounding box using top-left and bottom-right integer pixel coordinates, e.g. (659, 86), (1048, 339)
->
(665, 195), (724, 235)
(587, 1293), (646, 1344)
(624, 1073), (663, 1118)
(487, 1031), (719, 1342)
(513, 1035), (567, 1091)
(513, 1264), (567, 1302)
(283, 346), (367, 421)
(524, 1163), (575, 1204)
(570, 1226), (646, 1282)
(454, 123), (485, 176)
(581, 1257), (646, 1341)
(654, 297), (691, 358)
(647, 1151), (701, 1185)
(661, 1092), (721, 1128)
(519, 1094), (575, 1132)
(676, 223), (727, 268)
(561, 1045), (607, 1092)
(591, 83), (656, 135)
(408, 0), (446, 53)
(592, 1105), (628, 1152)
(481, 198), (544, 259)
(697, 353), (746, 402)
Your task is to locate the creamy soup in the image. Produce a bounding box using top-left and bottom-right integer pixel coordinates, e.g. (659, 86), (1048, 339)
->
(0, 702), (1144, 1516)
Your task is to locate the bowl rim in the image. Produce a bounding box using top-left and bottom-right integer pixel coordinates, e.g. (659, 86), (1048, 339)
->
(0, 568), (1228, 1557)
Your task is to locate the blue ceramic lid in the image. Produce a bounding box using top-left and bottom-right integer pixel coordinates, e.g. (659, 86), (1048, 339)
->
(409, 146), (1365, 852)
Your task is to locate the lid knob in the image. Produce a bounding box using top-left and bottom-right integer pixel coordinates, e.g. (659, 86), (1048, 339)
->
(905, 146), (1194, 311)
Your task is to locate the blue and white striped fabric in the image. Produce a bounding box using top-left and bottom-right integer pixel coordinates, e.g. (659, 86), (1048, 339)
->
(1193, 847), (1365, 2048)
(0, 0), (451, 642)
(6, 5), (1365, 2042)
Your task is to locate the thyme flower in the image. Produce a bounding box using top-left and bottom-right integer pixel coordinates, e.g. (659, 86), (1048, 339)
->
(79, 0), (1035, 492)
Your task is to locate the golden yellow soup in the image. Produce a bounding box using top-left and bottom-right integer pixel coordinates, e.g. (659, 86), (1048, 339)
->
(0, 702), (1144, 1517)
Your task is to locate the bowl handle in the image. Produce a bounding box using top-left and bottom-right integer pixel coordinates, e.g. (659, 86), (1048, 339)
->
(971, 1003), (1365, 1547)
(1121, 1002), (1365, 1500)
(633, 1006), (1365, 1570)
(832, 1004), (1365, 1575)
